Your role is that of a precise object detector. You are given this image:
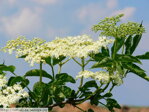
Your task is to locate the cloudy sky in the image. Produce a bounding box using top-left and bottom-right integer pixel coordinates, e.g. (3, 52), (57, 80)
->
(0, 0), (149, 106)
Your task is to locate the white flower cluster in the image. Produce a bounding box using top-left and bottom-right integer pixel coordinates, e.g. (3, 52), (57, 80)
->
(76, 70), (110, 84)
(76, 70), (123, 85)
(1, 35), (114, 66)
(111, 72), (123, 86)
(1, 36), (45, 57)
(0, 75), (29, 108)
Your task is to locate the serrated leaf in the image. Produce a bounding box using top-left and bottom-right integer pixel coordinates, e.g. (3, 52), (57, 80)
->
(111, 37), (125, 58)
(44, 56), (66, 66)
(61, 86), (72, 98)
(53, 56), (66, 65)
(125, 35), (133, 55)
(123, 63), (149, 81)
(123, 63), (145, 73)
(116, 61), (124, 75)
(82, 80), (98, 91)
(91, 57), (113, 68)
(103, 93), (113, 97)
(136, 52), (149, 60)
(56, 73), (76, 84)
(89, 52), (107, 62)
(0, 64), (16, 73)
(130, 34), (142, 54)
(8, 76), (24, 86)
(106, 98), (121, 111)
(33, 82), (47, 97)
(24, 69), (52, 79)
(116, 54), (141, 64)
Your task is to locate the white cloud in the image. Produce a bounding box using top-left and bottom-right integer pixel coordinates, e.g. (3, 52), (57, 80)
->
(106, 0), (118, 9)
(77, 2), (109, 25)
(0, 8), (42, 38)
(33, 0), (58, 5)
(76, 2), (136, 37)
(111, 7), (136, 20)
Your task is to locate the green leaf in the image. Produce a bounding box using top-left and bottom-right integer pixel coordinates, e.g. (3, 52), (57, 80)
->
(18, 54), (27, 58)
(44, 56), (52, 65)
(8, 76), (24, 86)
(136, 52), (149, 60)
(41, 87), (50, 106)
(91, 57), (113, 68)
(116, 54), (141, 64)
(88, 108), (94, 112)
(90, 93), (102, 105)
(115, 61), (124, 75)
(130, 34), (142, 54)
(89, 52), (107, 62)
(103, 93), (113, 97)
(7, 77), (15, 86)
(106, 98), (121, 111)
(24, 69), (52, 79)
(123, 63), (145, 73)
(44, 56), (66, 66)
(0, 64), (16, 73)
(20, 79), (29, 88)
(125, 35), (133, 55)
(81, 80), (98, 91)
(111, 37), (125, 58)
(123, 63), (149, 81)
(61, 86), (72, 98)
(101, 47), (110, 57)
(56, 73), (76, 84)
(33, 82), (47, 97)
(53, 56), (66, 65)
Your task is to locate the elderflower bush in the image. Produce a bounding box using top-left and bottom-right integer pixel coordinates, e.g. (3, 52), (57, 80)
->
(0, 74), (28, 108)
(1, 14), (149, 112)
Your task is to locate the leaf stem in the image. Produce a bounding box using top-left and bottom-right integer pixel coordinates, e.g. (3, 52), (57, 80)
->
(73, 105), (86, 112)
(58, 64), (62, 74)
(122, 44), (125, 54)
(62, 58), (71, 65)
(72, 58), (82, 66)
(76, 58), (85, 97)
(108, 82), (115, 93)
(50, 64), (55, 80)
(39, 62), (43, 82)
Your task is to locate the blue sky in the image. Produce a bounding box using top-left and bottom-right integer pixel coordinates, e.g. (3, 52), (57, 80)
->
(0, 0), (149, 106)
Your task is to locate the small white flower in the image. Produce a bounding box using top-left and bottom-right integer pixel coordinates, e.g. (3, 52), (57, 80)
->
(76, 70), (110, 84)
(0, 76), (29, 108)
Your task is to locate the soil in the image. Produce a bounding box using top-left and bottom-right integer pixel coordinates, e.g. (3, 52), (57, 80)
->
(51, 102), (149, 112)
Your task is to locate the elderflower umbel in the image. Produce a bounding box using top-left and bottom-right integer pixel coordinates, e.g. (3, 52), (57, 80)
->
(92, 14), (145, 38)
(0, 75), (29, 108)
(111, 72), (123, 86)
(0, 75), (7, 88)
(76, 70), (110, 84)
(1, 35), (113, 66)
(77, 70), (123, 85)
(1, 36), (45, 57)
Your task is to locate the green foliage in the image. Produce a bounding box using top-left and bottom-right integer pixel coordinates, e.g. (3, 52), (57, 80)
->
(1, 14), (149, 112)
(55, 73), (76, 84)
(0, 64), (15, 73)
(8, 76), (29, 87)
(24, 69), (52, 79)
(88, 108), (94, 112)
(106, 98), (121, 112)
